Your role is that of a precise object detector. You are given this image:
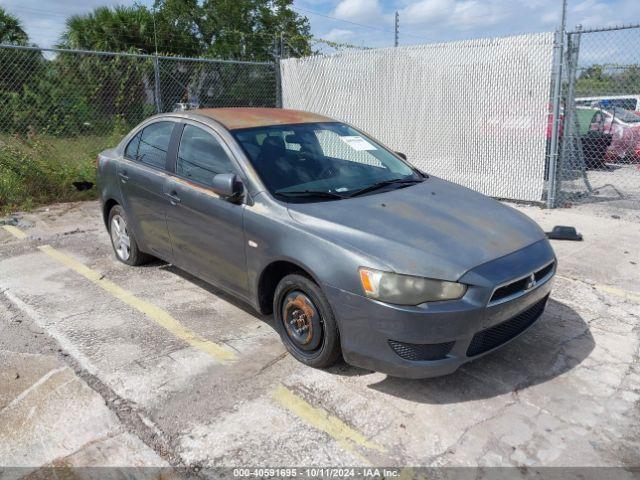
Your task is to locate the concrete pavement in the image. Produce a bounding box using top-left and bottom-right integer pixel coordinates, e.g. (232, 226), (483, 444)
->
(0, 200), (638, 473)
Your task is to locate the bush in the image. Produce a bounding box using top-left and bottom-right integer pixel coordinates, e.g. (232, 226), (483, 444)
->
(0, 134), (104, 214)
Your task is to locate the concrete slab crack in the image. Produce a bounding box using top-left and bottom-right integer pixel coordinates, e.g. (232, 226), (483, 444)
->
(58, 352), (203, 478)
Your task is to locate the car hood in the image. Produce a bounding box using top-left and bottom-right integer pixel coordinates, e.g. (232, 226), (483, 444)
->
(286, 177), (547, 281)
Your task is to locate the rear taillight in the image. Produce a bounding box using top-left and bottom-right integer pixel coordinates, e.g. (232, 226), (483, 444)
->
(95, 155), (100, 168)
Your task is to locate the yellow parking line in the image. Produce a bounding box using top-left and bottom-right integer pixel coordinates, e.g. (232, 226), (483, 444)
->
(557, 274), (640, 304)
(37, 245), (237, 363)
(272, 385), (386, 464)
(594, 284), (640, 304)
(3, 225), (28, 240)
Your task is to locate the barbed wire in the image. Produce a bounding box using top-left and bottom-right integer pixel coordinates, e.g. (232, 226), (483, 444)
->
(309, 38), (372, 51)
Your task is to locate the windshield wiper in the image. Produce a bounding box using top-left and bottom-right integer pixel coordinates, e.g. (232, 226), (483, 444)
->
(347, 178), (424, 197)
(275, 189), (347, 200)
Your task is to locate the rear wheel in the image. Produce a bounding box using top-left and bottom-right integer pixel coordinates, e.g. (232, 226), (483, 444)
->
(108, 205), (152, 266)
(274, 274), (341, 368)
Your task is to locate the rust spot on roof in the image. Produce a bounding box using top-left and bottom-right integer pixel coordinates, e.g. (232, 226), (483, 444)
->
(192, 108), (335, 130)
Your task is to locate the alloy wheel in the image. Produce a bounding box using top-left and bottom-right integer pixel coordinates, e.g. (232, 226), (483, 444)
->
(110, 214), (131, 261)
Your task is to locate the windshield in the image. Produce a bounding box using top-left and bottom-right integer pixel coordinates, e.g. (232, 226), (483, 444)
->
(233, 122), (423, 201)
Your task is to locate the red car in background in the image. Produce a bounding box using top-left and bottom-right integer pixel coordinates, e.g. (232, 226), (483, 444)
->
(580, 106), (640, 163)
(601, 107), (640, 162)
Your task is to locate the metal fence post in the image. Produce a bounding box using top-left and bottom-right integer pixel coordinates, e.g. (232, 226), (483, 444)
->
(557, 33), (573, 205)
(153, 55), (162, 113)
(547, 1), (567, 208)
(547, 31), (565, 208)
(275, 34), (283, 108)
(557, 27), (584, 204)
(275, 59), (282, 108)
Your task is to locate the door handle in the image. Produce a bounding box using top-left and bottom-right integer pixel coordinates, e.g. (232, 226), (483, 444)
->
(118, 171), (129, 183)
(165, 192), (181, 205)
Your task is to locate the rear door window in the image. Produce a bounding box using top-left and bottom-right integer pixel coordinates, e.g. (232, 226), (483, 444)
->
(177, 125), (237, 186)
(125, 121), (174, 169)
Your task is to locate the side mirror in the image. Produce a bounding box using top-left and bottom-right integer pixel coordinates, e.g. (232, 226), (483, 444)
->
(211, 173), (243, 200)
(395, 151), (407, 160)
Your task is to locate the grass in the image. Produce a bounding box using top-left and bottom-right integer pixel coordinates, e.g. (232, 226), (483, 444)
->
(0, 133), (120, 215)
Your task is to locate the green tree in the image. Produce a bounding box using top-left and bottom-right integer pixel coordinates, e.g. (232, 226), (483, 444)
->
(256, 0), (313, 58)
(0, 8), (45, 134)
(580, 65), (604, 81)
(576, 64), (640, 97)
(62, 6), (160, 53)
(153, 0), (203, 57)
(61, 3), (202, 56)
(59, 0), (312, 60)
(0, 7), (28, 45)
(197, 0), (312, 60)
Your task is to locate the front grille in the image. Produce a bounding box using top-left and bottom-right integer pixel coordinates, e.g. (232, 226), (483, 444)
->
(534, 262), (554, 282)
(389, 339), (454, 361)
(490, 261), (555, 303)
(490, 277), (530, 302)
(466, 295), (548, 357)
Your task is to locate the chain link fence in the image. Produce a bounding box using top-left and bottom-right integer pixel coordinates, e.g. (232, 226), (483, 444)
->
(556, 25), (640, 210)
(0, 44), (276, 212)
(281, 33), (556, 203)
(2, 30), (640, 213)
(0, 45), (276, 136)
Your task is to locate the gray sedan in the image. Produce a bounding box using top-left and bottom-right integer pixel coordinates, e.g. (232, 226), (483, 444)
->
(97, 108), (556, 378)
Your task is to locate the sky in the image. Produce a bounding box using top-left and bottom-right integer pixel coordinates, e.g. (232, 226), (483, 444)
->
(1, 0), (639, 50)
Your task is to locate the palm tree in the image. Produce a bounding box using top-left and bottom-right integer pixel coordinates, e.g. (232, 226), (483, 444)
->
(59, 4), (202, 57)
(60, 6), (158, 53)
(0, 7), (29, 45)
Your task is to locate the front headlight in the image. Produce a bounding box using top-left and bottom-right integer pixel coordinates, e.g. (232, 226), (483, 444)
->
(359, 268), (467, 305)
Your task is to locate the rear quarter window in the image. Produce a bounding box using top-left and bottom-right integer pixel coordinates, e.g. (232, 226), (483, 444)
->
(124, 132), (141, 160)
(125, 121), (174, 169)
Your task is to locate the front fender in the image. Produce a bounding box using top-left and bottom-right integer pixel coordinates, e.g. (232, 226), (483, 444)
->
(243, 195), (388, 305)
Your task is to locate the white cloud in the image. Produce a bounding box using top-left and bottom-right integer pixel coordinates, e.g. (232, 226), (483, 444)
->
(571, 0), (610, 27)
(400, 0), (508, 30)
(540, 10), (559, 25)
(569, 0), (640, 28)
(333, 0), (384, 24)
(573, 0), (603, 13)
(400, 0), (454, 26)
(4, 0), (640, 51)
(319, 0), (640, 48)
(323, 28), (356, 41)
(450, 0), (508, 30)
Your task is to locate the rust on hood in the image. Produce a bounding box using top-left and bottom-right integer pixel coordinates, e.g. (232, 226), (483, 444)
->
(193, 108), (334, 130)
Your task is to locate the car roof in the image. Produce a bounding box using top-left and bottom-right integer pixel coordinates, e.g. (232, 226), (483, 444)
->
(188, 108), (335, 130)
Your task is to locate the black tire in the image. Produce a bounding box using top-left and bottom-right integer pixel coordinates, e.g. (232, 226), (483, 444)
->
(273, 274), (341, 368)
(107, 205), (152, 266)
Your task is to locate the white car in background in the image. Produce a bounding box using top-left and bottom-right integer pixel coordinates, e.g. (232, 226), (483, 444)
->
(172, 102), (200, 112)
(576, 95), (640, 113)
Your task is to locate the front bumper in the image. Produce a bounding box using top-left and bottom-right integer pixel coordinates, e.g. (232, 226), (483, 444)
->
(325, 240), (556, 379)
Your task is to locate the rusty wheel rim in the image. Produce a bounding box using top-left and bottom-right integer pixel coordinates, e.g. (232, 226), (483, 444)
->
(282, 290), (323, 352)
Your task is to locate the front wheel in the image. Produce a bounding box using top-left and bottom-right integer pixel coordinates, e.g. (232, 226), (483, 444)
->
(273, 274), (341, 368)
